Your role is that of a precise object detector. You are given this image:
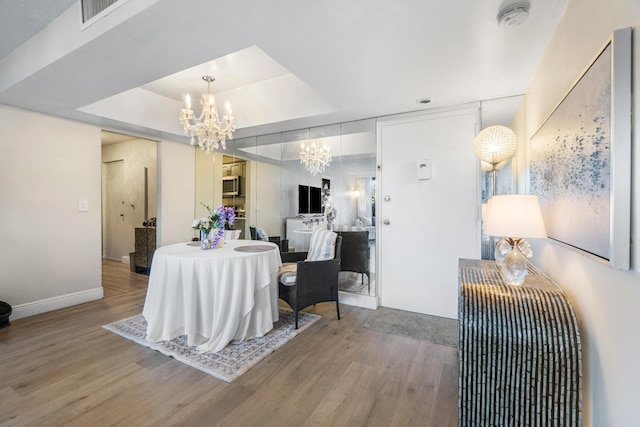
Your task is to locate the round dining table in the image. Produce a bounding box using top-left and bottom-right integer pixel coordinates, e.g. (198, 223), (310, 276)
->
(142, 239), (282, 353)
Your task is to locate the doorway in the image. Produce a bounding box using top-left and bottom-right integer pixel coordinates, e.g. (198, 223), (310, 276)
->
(377, 109), (480, 319)
(101, 131), (158, 278)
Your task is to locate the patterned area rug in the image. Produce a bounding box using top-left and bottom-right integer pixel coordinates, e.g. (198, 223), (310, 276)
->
(364, 306), (458, 347)
(103, 309), (320, 382)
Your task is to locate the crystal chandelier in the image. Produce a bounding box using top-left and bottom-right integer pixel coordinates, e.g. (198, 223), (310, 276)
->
(299, 140), (332, 175)
(179, 76), (235, 155)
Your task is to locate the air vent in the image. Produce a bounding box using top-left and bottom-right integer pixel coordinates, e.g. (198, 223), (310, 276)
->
(82, 0), (121, 23)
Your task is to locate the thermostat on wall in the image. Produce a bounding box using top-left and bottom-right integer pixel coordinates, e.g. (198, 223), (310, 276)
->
(417, 159), (432, 180)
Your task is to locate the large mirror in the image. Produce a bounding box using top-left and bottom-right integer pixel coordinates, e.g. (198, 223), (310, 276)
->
(195, 118), (377, 296)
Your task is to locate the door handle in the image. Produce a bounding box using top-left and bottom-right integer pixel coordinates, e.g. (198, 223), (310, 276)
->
(383, 219), (390, 225)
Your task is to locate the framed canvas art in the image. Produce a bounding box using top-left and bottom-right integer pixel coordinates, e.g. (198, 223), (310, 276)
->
(529, 27), (631, 270)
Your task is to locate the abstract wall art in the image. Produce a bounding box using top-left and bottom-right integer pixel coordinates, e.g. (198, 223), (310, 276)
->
(529, 27), (631, 269)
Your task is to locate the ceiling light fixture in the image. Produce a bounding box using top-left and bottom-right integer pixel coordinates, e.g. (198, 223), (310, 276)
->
(179, 76), (235, 155)
(299, 140), (332, 175)
(497, 1), (531, 27)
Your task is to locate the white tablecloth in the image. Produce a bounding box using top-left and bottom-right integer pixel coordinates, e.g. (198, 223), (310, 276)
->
(142, 239), (282, 353)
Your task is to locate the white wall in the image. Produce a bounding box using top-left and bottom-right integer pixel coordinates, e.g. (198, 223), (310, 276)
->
(255, 160), (284, 237)
(0, 105), (103, 319)
(0, 106), (199, 320)
(516, 1), (640, 425)
(194, 148), (223, 221)
(157, 140), (196, 246)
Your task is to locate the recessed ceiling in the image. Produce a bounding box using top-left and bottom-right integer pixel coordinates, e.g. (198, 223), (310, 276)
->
(82, 45), (338, 133)
(0, 0), (568, 143)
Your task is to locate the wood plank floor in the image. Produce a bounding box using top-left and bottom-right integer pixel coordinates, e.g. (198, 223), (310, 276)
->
(0, 260), (458, 426)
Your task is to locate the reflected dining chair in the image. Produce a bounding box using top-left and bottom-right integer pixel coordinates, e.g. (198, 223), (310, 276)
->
(224, 229), (242, 240)
(336, 230), (370, 292)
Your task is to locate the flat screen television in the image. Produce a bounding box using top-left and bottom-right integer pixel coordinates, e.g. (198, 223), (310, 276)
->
(298, 185), (309, 214)
(309, 186), (322, 214)
(298, 185), (322, 214)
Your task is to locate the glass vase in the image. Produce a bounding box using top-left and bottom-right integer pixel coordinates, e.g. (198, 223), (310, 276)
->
(200, 229), (212, 250)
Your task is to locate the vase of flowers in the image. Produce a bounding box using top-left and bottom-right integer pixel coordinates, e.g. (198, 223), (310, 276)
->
(192, 203), (235, 250)
(324, 200), (337, 231)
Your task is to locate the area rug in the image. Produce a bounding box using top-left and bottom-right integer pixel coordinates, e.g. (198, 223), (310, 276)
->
(364, 306), (458, 348)
(103, 309), (320, 382)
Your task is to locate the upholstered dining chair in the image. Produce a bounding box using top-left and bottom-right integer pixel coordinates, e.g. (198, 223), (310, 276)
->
(249, 225), (288, 251)
(223, 229), (242, 240)
(278, 228), (342, 329)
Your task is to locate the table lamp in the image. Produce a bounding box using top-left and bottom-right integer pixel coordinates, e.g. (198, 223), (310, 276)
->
(483, 194), (547, 285)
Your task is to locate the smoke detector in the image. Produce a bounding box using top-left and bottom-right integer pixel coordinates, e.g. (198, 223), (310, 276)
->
(497, 1), (530, 27)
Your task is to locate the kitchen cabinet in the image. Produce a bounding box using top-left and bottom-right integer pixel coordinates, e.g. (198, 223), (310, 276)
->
(222, 162), (245, 177)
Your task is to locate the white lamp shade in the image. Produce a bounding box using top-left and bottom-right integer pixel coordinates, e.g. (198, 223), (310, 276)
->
(473, 125), (517, 165)
(483, 195), (547, 239)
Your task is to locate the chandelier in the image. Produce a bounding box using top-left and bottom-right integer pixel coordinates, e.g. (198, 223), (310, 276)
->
(299, 140), (332, 175)
(179, 76), (235, 155)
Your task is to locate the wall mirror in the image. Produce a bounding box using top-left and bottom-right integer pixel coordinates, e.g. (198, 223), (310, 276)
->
(195, 118), (377, 296)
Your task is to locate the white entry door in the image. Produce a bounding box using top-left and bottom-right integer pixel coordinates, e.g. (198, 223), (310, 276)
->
(377, 109), (480, 319)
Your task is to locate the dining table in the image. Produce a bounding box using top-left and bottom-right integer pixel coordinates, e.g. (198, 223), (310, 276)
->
(142, 239), (282, 353)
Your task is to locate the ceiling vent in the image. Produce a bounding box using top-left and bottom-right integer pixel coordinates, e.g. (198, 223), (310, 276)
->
(82, 0), (121, 23)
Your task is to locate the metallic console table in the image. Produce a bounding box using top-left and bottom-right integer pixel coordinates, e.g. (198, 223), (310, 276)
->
(458, 259), (582, 426)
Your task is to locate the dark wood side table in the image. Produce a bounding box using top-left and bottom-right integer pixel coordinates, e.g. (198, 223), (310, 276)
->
(458, 259), (582, 426)
(134, 227), (156, 273)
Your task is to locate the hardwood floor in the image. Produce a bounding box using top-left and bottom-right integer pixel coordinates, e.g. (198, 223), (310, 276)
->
(0, 260), (458, 426)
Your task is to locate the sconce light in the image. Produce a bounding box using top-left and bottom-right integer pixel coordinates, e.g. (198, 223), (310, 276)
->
(473, 125), (517, 195)
(483, 194), (547, 285)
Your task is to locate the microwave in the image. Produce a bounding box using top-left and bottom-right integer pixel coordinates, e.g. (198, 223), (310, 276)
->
(222, 176), (241, 196)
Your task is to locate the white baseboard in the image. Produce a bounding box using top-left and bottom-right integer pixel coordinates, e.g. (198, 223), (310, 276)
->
(10, 288), (104, 321)
(122, 255), (130, 264)
(338, 291), (378, 310)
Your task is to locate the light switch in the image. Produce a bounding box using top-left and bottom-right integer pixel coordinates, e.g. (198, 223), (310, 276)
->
(78, 199), (89, 212)
(417, 159), (432, 180)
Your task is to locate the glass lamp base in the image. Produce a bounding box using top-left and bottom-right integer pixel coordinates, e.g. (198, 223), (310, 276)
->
(495, 238), (530, 285)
